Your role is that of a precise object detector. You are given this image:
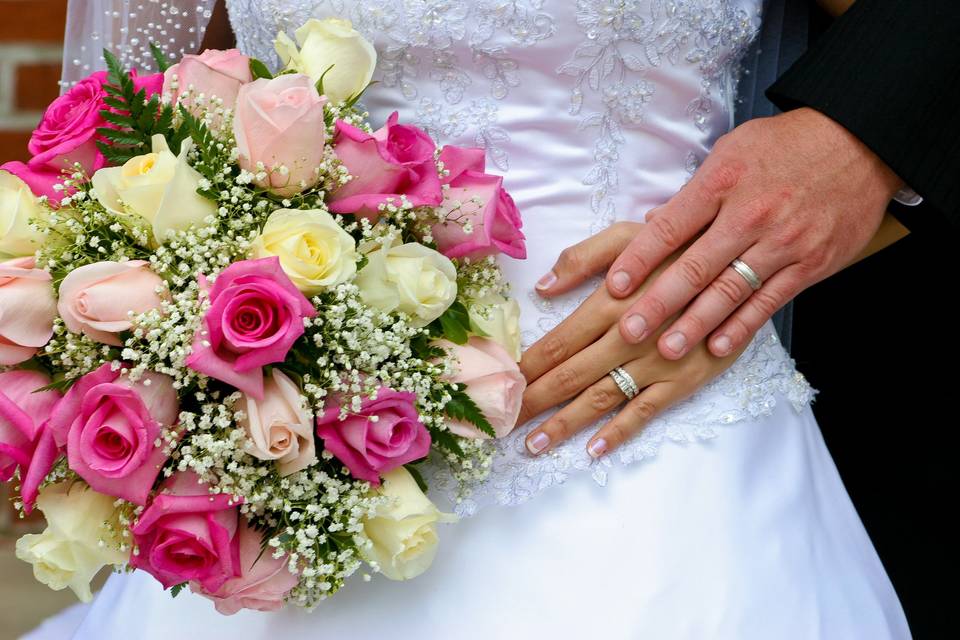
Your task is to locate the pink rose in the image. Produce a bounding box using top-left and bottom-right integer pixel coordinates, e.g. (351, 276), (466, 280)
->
(238, 369), (317, 476)
(130, 471), (242, 592)
(186, 257), (316, 399)
(194, 521), (298, 615)
(0, 370), (61, 513)
(48, 363), (179, 505)
(0, 161), (63, 202)
(431, 145), (525, 259)
(328, 112), (443, 218)
(57, 260), (166, 346)
(0, 257), (57, 365)
(440, 337), (525, 439)
(233, 74), (326, 197)
(164, 49), (252, 111)
(316, 388), (430, 485)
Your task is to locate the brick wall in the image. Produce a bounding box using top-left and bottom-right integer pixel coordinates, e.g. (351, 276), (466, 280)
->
(0, 0), (67, 163)
(0, 0), (66, 534)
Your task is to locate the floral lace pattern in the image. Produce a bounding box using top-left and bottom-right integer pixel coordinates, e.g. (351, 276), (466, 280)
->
(227, 0), (556, 170)
(558, 0), (758, 230)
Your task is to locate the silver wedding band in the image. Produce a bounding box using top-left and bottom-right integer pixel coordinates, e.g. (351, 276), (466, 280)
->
(609, 367), (640, 400)
(730, 258), (763, 291)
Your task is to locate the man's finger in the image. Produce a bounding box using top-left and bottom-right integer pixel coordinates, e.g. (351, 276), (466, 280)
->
(535, 222), (639, 297)
(605, 172), (726, 299)
(616, 225), (753, 344)
(653, 246), (789, 359)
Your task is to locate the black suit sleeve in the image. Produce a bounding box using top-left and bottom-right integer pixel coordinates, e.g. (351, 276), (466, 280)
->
(766, 0), (960, 229)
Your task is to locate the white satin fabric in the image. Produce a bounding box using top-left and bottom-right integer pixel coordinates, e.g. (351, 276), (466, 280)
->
(34, 1), (910, 638)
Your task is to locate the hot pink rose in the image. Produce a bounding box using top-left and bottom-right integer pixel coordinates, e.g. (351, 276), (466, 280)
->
(130, 471), (242, 592)
(0, 257), (57, 365)
(194, 521), (298, 615)
(439, 337), (525, 439)
(233, 74), (327, 197)
(316, 388), (430, 485)
(57, 260), (166, 346)
(186, 257), (316, 399)
(164, 49), (252, 111)
(328, 112), (443, 218)
(48, 363), (179, 505)
(431, 145), (525, 259)
(0, 161), (63, 202)
(0, 370), (61, 513)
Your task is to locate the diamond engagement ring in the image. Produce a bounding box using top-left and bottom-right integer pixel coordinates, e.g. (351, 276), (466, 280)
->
(609, 366), (640, 400)
(730, 258), (763, 291)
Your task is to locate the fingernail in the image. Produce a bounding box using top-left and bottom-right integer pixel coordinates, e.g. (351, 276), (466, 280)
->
(588, 438), (607, 458)
(624, 314), (647, 340)
(713, 334), (732, 356)
(536, 271), (558, 290)
(526, 431), (550, 455)
(665, 332), (687, 354)
(611, 270), (630, 292)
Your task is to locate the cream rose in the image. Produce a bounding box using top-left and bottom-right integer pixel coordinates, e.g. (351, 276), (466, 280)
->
(468, 293), (522, 362)
(0, 169), (47, 257)
(275, 18), (377, 105)
(356, 241), (457, 326)
(15, 482), (127, 602)
(362, 467), (456, 581)
(251, 208), (359, 295)
(91, 134), (217, 241)
(238, 369), (317, 476)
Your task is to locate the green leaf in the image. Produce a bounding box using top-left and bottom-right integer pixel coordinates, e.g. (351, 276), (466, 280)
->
(149, 42), (172, 72)
(314, 64), (336, 97)
(170, 583), (188, 598)
(430, 427), (465, 457)
(445, 386), (496, 438)
(433, 300), (472, 344)
(405, 464), (429, 493)
(100, 110), (135, 128)
(249, 58), (274, 80)
(96, 128), (145, 147)
(343, 81), (378, 110)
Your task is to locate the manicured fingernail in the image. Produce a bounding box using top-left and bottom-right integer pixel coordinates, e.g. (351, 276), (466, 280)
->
(624, 314), (647, 340)
(665, 332), (687, 354)
(526, 431), (550, 455)
(588, 438), (607, 458)
(536, 271), (557, 290)
(713, 334), (732, 356)
(611, 270), (630, 292)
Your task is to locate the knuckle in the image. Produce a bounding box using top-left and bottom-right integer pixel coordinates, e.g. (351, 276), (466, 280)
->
(650, 214), (684, 249)
(557, 246), (585, 274)
(676, 253), (712, 290)
(739, 200), (775, 229)
(628, 398), (659, 423)
(605, 421), (631, 446)
(726, 315), (753, 342)
(701, 159), (745, 197)
(641, 294), (668, 321)
(749, 289), (782, 318)
(711, 273), (747, 306)
(546, 414), (573, 440)
(617, 249), (649, 278)
(554, 366), (581, 395)
(542, 335), (567, 364)
(588, 385), (617, 412)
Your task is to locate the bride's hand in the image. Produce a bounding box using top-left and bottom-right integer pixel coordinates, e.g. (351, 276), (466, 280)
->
(518, 222), (745, 458)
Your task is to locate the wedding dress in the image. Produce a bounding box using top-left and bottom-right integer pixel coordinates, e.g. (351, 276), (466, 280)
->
(31, 1), (910, 638)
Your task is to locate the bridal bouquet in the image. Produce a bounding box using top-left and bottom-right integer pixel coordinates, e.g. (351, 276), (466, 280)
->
(0, 19), (527, 614)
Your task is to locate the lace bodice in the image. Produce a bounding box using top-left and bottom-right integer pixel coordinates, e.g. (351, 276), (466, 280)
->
(225, 0), (812, 514)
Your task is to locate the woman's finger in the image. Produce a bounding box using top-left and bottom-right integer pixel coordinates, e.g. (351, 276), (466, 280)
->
(586, 380), (694, 458)
(525, 374), (625, 455)
(535, 221), (640, 297)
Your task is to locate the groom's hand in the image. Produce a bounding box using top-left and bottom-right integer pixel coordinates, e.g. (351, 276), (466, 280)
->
(562, 108), (903, 359)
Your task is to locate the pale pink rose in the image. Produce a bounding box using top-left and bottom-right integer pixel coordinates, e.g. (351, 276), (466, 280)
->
(48, 363), (179, 505)
(238, 369), (316, 476)
(194, 521), (298, 615)
(0, 369), (61, 513)
(130, 471), (242, 592)
(185, 257), (316, 400)
(440, 337), (526, 439)
(233, 74), (326, 196)
(328, 112), (443, 218)
(0, 257), (57, 365)
(316, 388), (430, 485)
(57, 260), (166, 346)
(164, 49), (252, 111)
(431, 145), (526, 259)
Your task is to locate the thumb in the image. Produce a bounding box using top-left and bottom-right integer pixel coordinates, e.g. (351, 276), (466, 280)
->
(535, 222), (639, 297)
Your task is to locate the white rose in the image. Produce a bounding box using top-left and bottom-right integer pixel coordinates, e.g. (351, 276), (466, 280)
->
(0, 169), (47, 257)
(238, 369), (317, 476)
(356, 241), (458, 326)
(468, 293), (522, 362)
(275, 18), (377, 104)
(362, 467), (456, 581)
(251, 208), (359, 295)
(91, 134), (217, 241)
(15, 482), (127, 602)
